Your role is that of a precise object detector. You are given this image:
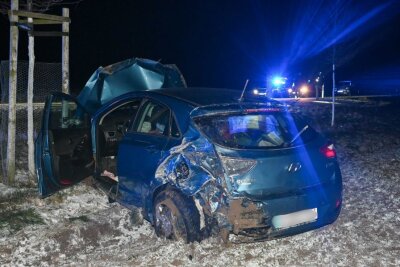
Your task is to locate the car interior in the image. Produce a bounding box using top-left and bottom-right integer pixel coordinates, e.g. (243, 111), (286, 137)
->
(135, 101), (170, 136)
(47, 99), (93, 186)
(97, 100), (141, 182)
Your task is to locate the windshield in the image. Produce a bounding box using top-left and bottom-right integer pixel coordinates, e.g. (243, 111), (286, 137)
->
(194, 112), (316, 149)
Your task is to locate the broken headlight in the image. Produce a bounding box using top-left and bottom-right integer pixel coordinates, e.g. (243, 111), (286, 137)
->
(174, 160), (190, 181)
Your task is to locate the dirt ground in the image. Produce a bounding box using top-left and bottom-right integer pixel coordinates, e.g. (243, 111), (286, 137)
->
(1, 97), (399, 266)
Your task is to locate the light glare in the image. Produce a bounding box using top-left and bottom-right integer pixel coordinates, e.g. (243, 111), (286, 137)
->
(272, 76), (286, 86)
(300, 85), (309, 95)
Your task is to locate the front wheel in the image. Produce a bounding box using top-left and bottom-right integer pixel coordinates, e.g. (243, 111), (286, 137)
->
(153, 189), (201, 243)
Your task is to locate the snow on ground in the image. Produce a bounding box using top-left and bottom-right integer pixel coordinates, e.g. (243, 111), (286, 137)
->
(1, 97), (399, 266)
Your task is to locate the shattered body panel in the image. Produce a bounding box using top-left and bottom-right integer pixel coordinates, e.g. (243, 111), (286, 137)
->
(152, 127), (227, 221)
(77, 58), (186, 114)
(148, 125), (270, 236)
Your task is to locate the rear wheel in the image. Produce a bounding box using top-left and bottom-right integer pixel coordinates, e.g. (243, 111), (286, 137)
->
(153, 189), (200, 243)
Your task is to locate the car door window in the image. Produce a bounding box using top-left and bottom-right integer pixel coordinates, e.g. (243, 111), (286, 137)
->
(134, 100), (170, 136)
(49, 98), (89, 130)
(100, 99), (142, 134)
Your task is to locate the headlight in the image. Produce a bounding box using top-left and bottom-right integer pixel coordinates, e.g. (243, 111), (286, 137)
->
(300, 85), (309, 95)
(175, 160), (190, 181)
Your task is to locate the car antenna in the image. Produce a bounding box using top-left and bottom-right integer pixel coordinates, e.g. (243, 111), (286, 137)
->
(239, 79), (249, 102)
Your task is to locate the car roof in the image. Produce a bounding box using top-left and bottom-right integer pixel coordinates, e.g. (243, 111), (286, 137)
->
(151, 87), (269, 106)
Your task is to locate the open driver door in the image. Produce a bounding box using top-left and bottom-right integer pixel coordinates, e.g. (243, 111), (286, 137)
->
(35, 93), (93, 197)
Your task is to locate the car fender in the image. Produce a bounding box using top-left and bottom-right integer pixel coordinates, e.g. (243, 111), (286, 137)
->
(144, 131), (226, 219)
(155, 133), (219, 189)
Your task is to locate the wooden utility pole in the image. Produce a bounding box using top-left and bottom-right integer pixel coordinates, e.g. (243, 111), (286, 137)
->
(7, 0), (19, 184)
(62, 8), (69, 94)
(27, 0), (35, 180)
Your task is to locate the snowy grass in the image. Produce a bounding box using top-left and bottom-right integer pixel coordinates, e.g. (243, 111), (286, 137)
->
(0, 208), (44, 233)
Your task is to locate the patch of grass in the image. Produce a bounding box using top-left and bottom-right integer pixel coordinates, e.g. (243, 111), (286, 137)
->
(0, 188), (37, 205)
(68, 215), (90, 223)
(0, 208), (45, 232)
(46, 193), (65, 204)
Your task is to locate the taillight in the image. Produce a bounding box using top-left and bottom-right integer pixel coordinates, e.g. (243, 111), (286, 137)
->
(220, 156), (257, 177)
(320, 144), (336, 158)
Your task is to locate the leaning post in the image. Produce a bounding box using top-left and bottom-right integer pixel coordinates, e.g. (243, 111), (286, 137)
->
(27, 0), (35, 181)
(7, 0), (19, 184)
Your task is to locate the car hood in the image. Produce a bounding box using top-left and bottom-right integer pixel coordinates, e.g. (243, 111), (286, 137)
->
(77, 57), (187, 114)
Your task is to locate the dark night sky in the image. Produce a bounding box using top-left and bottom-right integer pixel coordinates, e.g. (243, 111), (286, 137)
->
(1, 0), (400, 94)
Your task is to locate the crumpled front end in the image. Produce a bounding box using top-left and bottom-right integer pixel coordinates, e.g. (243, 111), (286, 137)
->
(152, 125), (272, 239)
(78, 57), (187, 114)
(153, 126), (228, 223)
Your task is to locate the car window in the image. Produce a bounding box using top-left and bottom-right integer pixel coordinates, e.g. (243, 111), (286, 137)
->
(194, 112), (317, 149)
(98, 99), (142, 146)
(134, 100), (170, 136)
(49, 97), (89, 130)
(101, 100), (141, 129)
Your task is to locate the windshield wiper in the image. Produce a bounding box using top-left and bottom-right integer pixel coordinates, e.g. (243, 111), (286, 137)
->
(288, 125), (309, 146)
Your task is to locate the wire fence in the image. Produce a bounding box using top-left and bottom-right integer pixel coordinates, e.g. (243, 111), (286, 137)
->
(0, 60), (62, 185)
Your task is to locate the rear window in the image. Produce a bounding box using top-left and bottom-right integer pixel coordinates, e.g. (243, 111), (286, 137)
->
(194, 112), (316, 149)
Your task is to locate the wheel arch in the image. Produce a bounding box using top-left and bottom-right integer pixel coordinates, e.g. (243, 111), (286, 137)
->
(152, 184), (202, 242)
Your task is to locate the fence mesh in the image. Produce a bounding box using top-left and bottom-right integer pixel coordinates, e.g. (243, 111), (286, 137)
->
(0, 60), (62, 184)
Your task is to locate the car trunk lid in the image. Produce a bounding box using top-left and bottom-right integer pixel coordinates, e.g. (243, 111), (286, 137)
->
(191, 103), (337, 199)
(215, 138), (336, 199)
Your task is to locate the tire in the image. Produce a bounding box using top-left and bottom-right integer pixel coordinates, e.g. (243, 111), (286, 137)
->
(153, 189), (201, 243)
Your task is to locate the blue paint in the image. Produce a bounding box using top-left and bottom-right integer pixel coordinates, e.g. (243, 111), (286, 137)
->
(77, 58), (186, 114)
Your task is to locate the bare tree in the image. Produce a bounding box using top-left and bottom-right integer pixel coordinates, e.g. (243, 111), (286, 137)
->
(0, 0), (82, 14)
(6, 0), (18, 185)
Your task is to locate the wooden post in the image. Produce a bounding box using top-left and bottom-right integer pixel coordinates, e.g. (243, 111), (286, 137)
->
(62, 8), (69, 94)
(27, 0), (35, 180)
(7, 0), (19, 184)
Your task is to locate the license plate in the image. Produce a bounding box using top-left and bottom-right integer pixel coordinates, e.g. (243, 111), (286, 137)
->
(272, 208), (318, 230)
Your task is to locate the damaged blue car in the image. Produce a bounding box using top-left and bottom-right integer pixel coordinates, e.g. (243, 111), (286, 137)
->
(36, 59), (342, 243)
